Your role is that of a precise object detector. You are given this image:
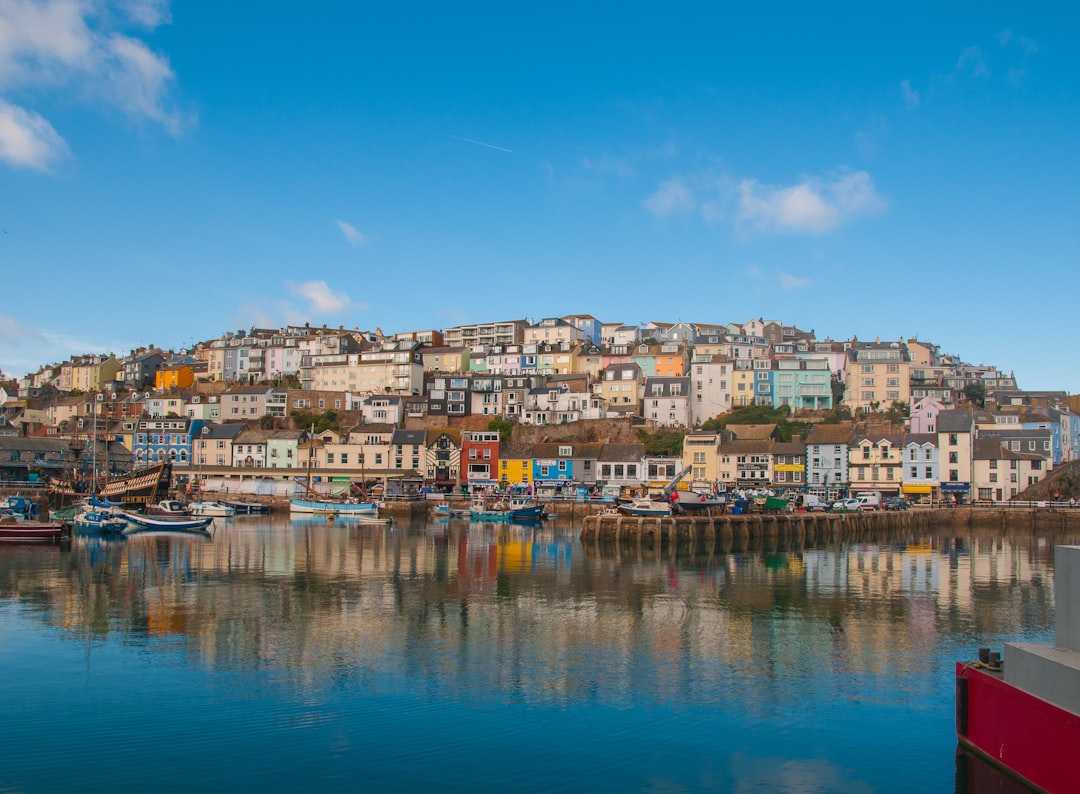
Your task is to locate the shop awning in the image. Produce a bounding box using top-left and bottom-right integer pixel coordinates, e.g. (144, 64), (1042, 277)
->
(902, 484), (933, 494)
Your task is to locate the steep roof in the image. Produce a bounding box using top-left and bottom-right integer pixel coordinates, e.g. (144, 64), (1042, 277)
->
(726, 423), (778, 441)
(804, 423), (855, 444)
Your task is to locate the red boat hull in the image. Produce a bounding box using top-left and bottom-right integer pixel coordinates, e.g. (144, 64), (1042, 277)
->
(0, 521), (71, 543)
(956, 661), (1080, 794)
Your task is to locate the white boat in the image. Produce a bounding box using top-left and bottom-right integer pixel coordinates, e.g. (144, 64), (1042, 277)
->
(188, 500), (236, 517)
(617, 498), (673, 517)
(289, 497), (379, 516)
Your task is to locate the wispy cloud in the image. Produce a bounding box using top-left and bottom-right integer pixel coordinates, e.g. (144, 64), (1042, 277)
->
(0, 315), (47, 344)
(900, 79), (920, 109)
(439, 132), (512, 153)
(997, 28), (1039, 85)
(957, 46), (990, 78)
(287, 281), (355, 315)
(642, 176), (695, 217)
(737, 171), (886, 235)
(0, 98), (68, 170)
(335, 220), (367, 247)
(779, 272), (811, 291)
(0, 0), (190, 171)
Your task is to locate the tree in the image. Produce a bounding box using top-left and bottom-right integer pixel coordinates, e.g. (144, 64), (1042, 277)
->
(488, 418), (515, 443)
(291, 409), (339, 434)
(964, 382), (986, 408)
(638, 428), (685, 456)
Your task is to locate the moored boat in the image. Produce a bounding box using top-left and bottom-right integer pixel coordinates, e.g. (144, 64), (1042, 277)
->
(118, 510), (214, 533)
(955, 544), (1080, 794)
(0, 515), (71, 543)
(468, 496), (546, 522)
(220, 499), (269, 515)
(616, 498), (673, 517)
(188, 500), (236, 517)
(668, 489), (727, 513)
(73, 508), (128, 535)
(148, 499), (191, 518)
(48, 460), (172, 510)
(289, 497), (379, 516)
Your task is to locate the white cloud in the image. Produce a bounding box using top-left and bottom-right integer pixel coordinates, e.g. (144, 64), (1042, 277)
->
(0, 0), (188, 170)
(335, 220), (367, 247)
(957, 46), (989, 77)
(0, 98), (68, 170)
(288, 281), (354, 315)
(900, 79), (919, 109)
(642, 176), (695, 217)
(0, 315), (46, 343)
(779, 272), (811, 291)
(101, 32), (184, 133)
(737, 171), (885, 235)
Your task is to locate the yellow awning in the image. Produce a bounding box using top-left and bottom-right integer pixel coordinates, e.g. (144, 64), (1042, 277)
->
(902, 484), (933, 494)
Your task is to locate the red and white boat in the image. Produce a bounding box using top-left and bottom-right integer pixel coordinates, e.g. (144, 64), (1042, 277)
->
(0, 518), (72, 543)
(956, 544), (1080, 794)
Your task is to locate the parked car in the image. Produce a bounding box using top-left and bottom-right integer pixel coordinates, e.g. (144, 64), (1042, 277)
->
(831, 498), (862, 512)
(883, 497), (911, 511)
(855, 492), (883, 510)
(799, 494), (829, 512)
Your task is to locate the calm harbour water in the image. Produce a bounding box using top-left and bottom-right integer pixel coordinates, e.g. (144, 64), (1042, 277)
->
(0, 514), (1069, 793)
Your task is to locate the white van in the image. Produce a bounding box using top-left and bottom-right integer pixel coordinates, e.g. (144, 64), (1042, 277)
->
(855, 492), (882, 510)
(800, 494), (828, 512)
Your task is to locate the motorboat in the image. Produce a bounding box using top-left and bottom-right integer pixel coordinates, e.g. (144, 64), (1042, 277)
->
(188, 500), (236, 517)
(616, 498), (673, 517)
(73, 507), (128, 534)
(148, 499), (191, 518)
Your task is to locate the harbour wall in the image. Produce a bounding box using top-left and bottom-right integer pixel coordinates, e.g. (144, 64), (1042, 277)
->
(578, 507), (1080, 546)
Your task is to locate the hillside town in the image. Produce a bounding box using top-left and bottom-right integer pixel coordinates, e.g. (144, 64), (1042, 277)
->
(1, 315), (1077, 505)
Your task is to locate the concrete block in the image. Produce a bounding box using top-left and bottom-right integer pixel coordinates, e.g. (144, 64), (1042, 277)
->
(1006, 642), (1080, 716)
(1056, 546), (1080, 651)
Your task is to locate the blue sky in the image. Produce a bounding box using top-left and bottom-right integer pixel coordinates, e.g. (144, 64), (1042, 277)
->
(2, 2), (1077, 392)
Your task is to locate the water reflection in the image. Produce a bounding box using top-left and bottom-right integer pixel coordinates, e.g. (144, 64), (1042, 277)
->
(0, 516), (1071, 792)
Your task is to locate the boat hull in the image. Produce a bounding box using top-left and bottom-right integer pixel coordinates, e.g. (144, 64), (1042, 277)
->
(289, 498), (378, 516)
(118, 511), (214, 532)
(956, 661), (1079, 794)
(188, 501), (236, 517)
(0, 521), (71, 543)
(221, 500), (269, 515)
(73, 511), (128, 534)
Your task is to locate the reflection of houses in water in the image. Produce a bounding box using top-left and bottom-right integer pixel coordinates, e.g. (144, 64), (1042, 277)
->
(15, 522), (1072, 706)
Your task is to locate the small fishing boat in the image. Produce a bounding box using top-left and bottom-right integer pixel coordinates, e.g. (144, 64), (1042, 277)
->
(73, 507), (128, 535)
(469, 496), (547, 522)
(119, 510), (214, 533)
(434, 503), (472, 518)
(220, 500), (269, 515)
(188, 500), (236, 517)
(616, 498), (673, 517)
(289, 496), (379, 516)
(668, 489), (727, 513)
(0, 511), (71, 543)
(148, 499), (191, 518)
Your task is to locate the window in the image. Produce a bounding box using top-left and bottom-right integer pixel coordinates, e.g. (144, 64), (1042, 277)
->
(924, 467), (933, 479)
(949, 452), (958, 464)
(949, 434), (958, 446)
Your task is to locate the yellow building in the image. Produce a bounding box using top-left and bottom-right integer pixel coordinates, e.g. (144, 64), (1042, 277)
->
(158, 366), (195, 390)
(681, 432), (722, 483)
(70, 355), (122, 392)
(497, 443), (534, 486)
(731, 366), (755, 408)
